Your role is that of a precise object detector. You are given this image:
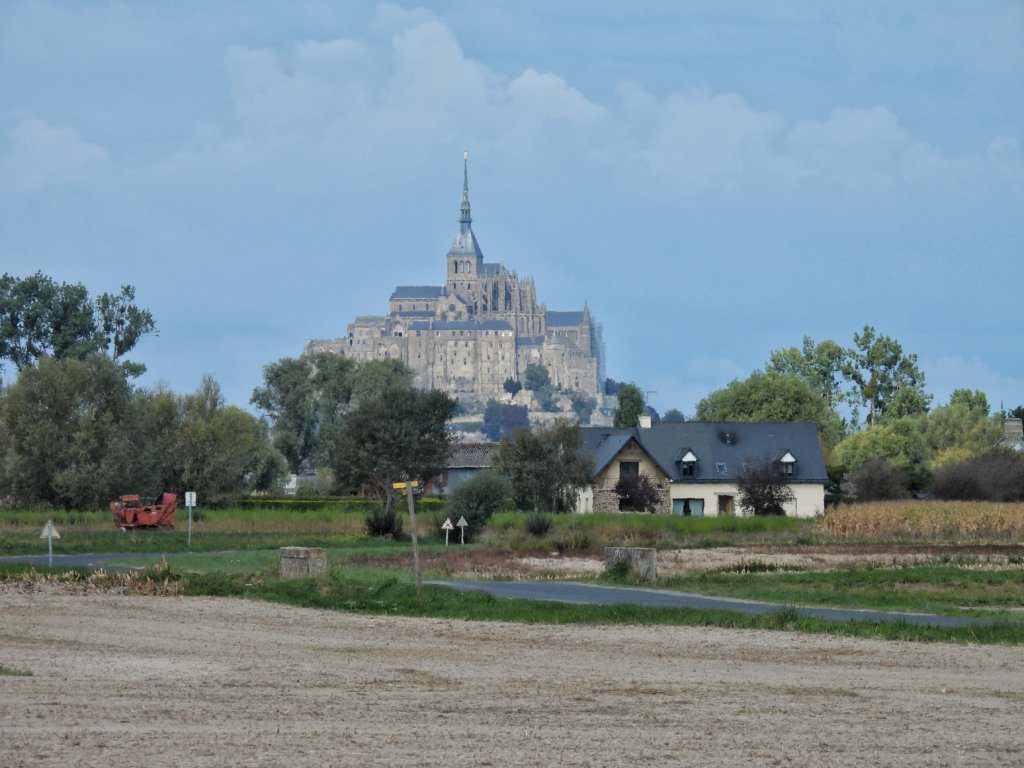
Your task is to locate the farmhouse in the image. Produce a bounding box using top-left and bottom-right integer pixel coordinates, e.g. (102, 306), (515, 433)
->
(576, 420), (827, 517)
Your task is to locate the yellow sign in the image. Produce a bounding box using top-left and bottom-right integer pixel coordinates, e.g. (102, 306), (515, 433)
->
(391, 480), (420, 490)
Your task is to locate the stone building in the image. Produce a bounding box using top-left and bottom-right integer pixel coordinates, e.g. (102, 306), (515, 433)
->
(305, 156), (605, 410)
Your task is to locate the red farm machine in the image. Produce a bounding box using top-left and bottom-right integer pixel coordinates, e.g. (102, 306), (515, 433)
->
(110, 493), (178, 530)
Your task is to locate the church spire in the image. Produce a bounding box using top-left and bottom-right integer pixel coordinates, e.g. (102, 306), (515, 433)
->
(459, 150), (472, 231)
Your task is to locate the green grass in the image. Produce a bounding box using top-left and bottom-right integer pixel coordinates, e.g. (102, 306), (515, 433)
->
(0, 665), (33, 677)
(657, 563), (1024, 620)
(177, 566), (1024, 645)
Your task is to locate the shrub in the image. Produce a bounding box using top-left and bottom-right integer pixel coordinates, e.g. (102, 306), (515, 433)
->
(613, 474), (661, 512)
(843, 458), (910, 501)
(933, 449), (1024, 501)
(524, 512), (552, 537)
(446, 471), (510, 542)
(365, 504), (403, 538)
(736, 460), (795, 515)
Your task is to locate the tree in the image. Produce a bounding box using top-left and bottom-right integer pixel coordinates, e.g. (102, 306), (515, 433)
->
(924, 393), (1001, 465)
(949, 388), (990, 415)
(695, 371), (845, 449)
(333, 376), (457, 535)
(535, 383), (560, 412)
(0, 272), (155, 375)
(767, 336), (848, 410)
(833, 416), (930, 493)
(482, 399), (530, 441)
(503, 377), (522, 396)
(178, 376), (286, 506)
(1007, 405), (1024, 420)
(524, 364), (550, 391)
(0, 354), (136, 508)
(493, 421), (593, 512)
(662, 408), (686, 422)
(613, 474), (661, 512)
(736, 459), (795, 515)
(447, 470), (510, 542)
(570, 390), (597, 422)
(843, 325), (930, 426)
(251, 352), (355, 473)
(614, 383), (645, 428)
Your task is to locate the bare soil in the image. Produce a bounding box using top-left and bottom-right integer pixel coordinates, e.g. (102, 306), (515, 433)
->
(1, 590), (1022, 767)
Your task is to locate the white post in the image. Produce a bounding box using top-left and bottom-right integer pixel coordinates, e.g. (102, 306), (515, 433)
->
(47, 521), (53, 568)
(188, 505), (193, 547)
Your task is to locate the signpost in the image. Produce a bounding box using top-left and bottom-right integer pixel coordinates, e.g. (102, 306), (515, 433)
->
(39, 521), (60, 567)
(393, 480), (422, 602)
(441, 517), (454, 546)
(456, 516), (468, 545)
(184, 491), (197, 547)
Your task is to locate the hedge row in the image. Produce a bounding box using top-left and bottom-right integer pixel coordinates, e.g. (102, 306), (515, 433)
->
(235, 497), (448, 512)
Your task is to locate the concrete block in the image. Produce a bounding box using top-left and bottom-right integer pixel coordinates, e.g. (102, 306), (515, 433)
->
(604, 546), (657, 584)
(278, 547), (327, 579)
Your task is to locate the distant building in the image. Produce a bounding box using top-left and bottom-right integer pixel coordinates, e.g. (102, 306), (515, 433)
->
(576, 421), (827, 517)
(305, 154), (604, 411)
(997, 418), (1024, 452)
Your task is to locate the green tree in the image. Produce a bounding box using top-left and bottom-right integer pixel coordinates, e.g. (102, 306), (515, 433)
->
(948, 388), (990, 415)
(662, 408), (686, 422)
(251, 352), (355, 473)
(843, 325), (930, 426)
(178, 376), (286, 506)
(613, 474), (661, 512)
(0, 355), (135, 508)
(0, 272), (155, 375)
(482, 399), (530, 442)
(503, 377), (522, 396)
(736, 459), (795, 515)
(523, 364), (550, 391)
(493, 421), (593, 512)
(613, 383), (645, 428)
(767, 336), (848, 410)
(833, 416), (930, 492)
(333, 373), (457, 534)
(924, 391), (1001, 466)
(694, 371), (845, 449)
(535, 383), (560, 412)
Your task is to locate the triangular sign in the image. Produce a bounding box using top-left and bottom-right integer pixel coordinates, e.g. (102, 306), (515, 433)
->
(39, 521), (60, 539)
(441, 518), (454, 531)
(456, 516), (468, 528)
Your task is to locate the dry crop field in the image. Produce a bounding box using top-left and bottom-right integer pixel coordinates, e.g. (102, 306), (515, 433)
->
(2, 587), (1023, 768)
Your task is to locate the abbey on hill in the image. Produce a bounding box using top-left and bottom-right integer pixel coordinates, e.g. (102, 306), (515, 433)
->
(305, 156), (605, 411)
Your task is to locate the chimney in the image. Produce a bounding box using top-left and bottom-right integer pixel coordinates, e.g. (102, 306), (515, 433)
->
(638, 414), (652, 429)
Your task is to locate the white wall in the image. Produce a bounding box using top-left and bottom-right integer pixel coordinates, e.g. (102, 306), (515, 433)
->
(668, 482), (825, 518)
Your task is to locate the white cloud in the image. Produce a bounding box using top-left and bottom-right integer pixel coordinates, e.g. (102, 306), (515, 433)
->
(0, 118), (107, 190)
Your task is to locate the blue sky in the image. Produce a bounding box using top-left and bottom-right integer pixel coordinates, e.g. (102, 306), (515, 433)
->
(2, 1), (1022, 415)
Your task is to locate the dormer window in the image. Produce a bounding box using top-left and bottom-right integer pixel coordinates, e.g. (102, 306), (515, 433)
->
(679, 450), (697, 477)
(780, 451), (796, 476)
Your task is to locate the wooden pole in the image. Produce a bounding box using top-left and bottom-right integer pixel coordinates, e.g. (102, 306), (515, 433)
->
(406, 485), (422, 603)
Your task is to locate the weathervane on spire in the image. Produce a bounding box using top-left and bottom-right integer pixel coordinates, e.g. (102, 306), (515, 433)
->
(460, 150), (472, 227)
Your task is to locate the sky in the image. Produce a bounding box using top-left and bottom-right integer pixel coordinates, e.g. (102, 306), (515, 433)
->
(2, 1), (1022, 416)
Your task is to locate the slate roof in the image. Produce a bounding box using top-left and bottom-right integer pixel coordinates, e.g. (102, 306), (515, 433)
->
(446, 442), (499, 469)
(481, 263), (502, 275)
(580, 422), (828, 484)
(448, 228), (484, 259)
(390, 285), (445, 300)
(546, 310), (585, 327)
(352, 315), (386, 326)
(408, 320), (514, 331)
(393, 310), (435, 318)
(516, 335), (545, 346)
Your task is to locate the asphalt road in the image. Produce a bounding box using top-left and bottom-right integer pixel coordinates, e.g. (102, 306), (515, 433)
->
(429, 579), (997, 628)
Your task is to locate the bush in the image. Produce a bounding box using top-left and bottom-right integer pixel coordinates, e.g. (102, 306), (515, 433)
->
(843, 458), (910, 501)
(613, 474), (661, 512)
(933, 449), (1024, 501)
(446, 471), (510, 543)
(524, 512), (552, 537)
(365, 504), (404, 538)
(737, 460), (795, 515)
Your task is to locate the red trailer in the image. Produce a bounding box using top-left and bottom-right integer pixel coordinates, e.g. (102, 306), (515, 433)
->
(110, 493), (177, 530)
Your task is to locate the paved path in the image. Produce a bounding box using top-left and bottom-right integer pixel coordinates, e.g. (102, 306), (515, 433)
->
(0, 553), (140, 570)
(430, 579), (998, 628)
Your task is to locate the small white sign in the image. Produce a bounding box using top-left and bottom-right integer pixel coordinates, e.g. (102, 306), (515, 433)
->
(185, 491), (197, 507)
(441, 518), (454, 531)
(39, 521), (60, 539)
(456, 516), (468, 528)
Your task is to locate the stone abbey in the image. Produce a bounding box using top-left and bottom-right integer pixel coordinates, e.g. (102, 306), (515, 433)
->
(305, 156), (604, 410)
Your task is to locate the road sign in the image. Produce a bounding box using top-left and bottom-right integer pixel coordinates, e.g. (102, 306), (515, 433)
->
(456, 516), (468, 545)
(185, 491), (197, 507)
(392, 480), (420, 490)
(441, 517), (454, 546)
(39, 521), (60, 539)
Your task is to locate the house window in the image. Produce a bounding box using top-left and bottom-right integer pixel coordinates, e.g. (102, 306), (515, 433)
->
(681, 462), (695, 477)
(619, 461), (639, 478)
(782, 462), (794, 476)
(715, 462), (727, 474)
